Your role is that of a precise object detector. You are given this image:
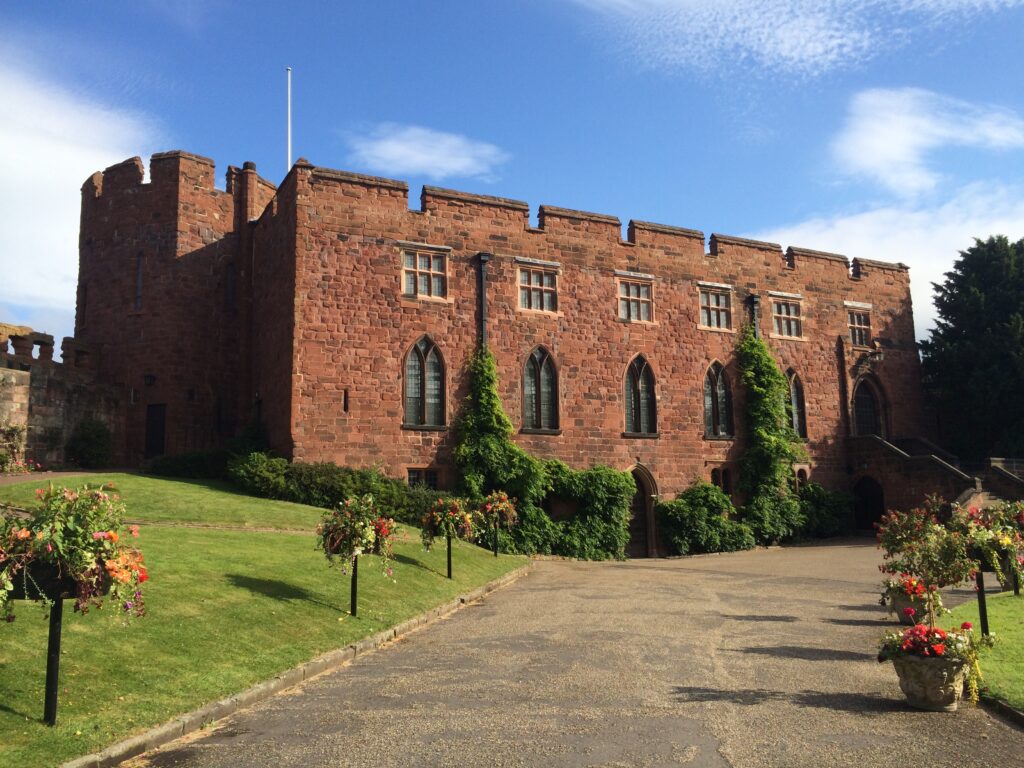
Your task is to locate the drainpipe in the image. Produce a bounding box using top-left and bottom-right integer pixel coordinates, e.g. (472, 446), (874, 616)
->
(477, 252), (492, 349)
(748, 294), (761, 338)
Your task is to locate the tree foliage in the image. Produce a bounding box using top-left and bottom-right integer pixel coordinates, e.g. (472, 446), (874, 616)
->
(919, 235), (1024, 458)
(735, 325), (805, 543)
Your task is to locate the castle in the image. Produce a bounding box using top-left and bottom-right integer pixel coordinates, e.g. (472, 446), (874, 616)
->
(7, 149), (1017, 555)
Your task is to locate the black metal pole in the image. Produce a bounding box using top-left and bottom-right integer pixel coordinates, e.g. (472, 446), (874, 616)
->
(350, 554), (358, 618)
(493, 520), (499, 557)
(446, 534), (452, 579)
(976, 569), (990, 636)
(1013, 569), (1020, 597)
(43, 598), (63, 726)
(477, 252), (492, 349)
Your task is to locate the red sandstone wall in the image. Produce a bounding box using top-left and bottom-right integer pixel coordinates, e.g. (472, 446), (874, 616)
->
(280, 163), (929, 498)
(77, 152), (274, 462)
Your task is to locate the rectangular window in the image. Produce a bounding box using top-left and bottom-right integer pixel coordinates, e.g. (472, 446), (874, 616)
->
(519, 268), (558, 312)
(402, 250), (447, 299)
(618, 280), (653, 322)
(848, 310), (871, 347)
(407, 469), (438, 489)
(699, 289), (732, 329)
(773, 300), (802, 337)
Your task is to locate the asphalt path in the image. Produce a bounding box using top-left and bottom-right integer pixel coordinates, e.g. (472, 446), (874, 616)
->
(127, 541), (1023, 768)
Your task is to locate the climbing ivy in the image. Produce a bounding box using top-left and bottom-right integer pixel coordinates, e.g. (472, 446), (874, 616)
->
(454, 347), (634, 559)
(736, 324), (806, 544)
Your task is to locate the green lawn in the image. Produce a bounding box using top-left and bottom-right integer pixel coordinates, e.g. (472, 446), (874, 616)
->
(947, 592), (1024, 711)
(0, 475), (525, 768)
(0, 473), (321, 529)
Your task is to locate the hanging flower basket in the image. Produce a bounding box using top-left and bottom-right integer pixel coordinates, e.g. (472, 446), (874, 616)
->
(8, 562), (83, 602)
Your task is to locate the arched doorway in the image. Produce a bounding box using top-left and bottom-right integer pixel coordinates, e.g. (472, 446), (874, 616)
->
(853, 476), (885, 531)
(627, 467), (656, 558)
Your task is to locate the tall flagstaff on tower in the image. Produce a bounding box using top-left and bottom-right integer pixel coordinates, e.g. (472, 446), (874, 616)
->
(286, 67), (293, 172)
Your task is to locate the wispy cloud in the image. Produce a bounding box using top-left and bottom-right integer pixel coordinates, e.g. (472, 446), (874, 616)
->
(754, 183), (1024, 340)
(345, 124), (509, 182)
(569, 0), (1024, 76)
(832, 88), (1024, 197)
(0, 61), (161, 346)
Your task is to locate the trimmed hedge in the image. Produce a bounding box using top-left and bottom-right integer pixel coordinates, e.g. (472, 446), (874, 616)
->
(796, 482), (853, 539)
(66, 418), (114, 469)
(147, 449), (232, 479)
(656, 482), (755, 556)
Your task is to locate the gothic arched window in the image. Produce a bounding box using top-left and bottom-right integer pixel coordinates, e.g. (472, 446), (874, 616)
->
(524, 347), (558, 430)
(625, 356), (657, 434)
(853, 379), (882, 437)
(704, 362), (733, 437)
(787, 369), (807, 438)
(404, 337), (445, 427)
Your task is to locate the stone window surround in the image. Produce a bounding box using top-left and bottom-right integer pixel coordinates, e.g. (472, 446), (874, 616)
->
(769, 291), (804, 340)
(615, 270), (656, 324)
(697, 281), (734, 332)
(399, 241), (451, 303)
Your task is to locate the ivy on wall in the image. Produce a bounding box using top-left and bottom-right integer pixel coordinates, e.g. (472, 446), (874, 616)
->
(735, 325), (806, 543)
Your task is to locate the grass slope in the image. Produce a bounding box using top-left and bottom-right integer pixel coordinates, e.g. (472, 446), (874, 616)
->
(0, 475), (524, 767)
(947, 592), (1024, 711)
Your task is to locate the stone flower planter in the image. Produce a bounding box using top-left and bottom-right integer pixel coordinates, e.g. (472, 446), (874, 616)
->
(889, 592), (926, 625)
(892, 655), (966, 712)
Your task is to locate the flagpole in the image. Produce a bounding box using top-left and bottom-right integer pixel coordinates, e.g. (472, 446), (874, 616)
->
(286, 67), (292, 172)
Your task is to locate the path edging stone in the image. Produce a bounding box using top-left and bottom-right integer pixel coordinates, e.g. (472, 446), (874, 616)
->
(980, 694), (1024, 730)
(59, 562), (531, 768)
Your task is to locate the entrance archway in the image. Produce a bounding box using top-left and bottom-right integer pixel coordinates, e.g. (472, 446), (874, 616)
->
(627, 467), (656, 558)
(853, 476), (885, 531)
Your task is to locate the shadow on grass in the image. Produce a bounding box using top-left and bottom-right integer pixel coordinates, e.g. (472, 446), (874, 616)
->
(226, 574), (343, 612)
(734, 645), (874, 662)
(0, 701), (36, 720)
(672, 687), (902, 713)
(394, 552), (444, 578)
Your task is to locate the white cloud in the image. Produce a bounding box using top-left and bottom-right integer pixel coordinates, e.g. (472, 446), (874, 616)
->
(753, 183), (1024, 341)
(0, 61), (161, 341)
(346, 124), (509, 182)
(569, 0), (1024, 76)
(833, 88), (1024, 197)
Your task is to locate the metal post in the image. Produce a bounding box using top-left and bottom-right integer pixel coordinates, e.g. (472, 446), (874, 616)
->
(286, 67), (292, 173)
(43, 598), (63, 726)
(976, 569), (990, 636)
(446, 534), (452, 579)
(493, 520), (499, 557)
(1013, 569), (1020, 597)
(350, 554), (358, 618)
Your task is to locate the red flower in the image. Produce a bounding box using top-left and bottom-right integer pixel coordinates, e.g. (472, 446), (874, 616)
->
(932, 644), (945, 655)
(961, 621), (972, 630)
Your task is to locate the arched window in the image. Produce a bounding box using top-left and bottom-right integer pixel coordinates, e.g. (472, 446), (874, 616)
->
(704, 362), (733, 437)
(523, 347), (558, 430)
(787, 369), (807, 438)
(404, 337), (445, 426)
(853, 379), (882, 437)
(625, 356), (657, 434)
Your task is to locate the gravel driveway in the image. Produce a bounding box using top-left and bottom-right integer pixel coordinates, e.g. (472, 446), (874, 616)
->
(128, 541), (1023, 768)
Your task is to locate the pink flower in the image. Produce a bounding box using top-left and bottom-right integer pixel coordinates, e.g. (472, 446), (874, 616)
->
(92, 531), (106, 540)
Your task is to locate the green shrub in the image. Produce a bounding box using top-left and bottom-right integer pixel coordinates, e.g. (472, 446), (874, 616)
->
(227, 452), (289, 498)
(797, 482), (853, 539)
(283, 462), (413, 520)
(147, 449), (231, 479)
(66, 418), (114, 469)
(657, 482), (755, 556)
(548, 461), (634, 560)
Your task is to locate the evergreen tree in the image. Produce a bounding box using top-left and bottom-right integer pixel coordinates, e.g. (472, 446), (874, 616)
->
(920, 236), (1024, 459)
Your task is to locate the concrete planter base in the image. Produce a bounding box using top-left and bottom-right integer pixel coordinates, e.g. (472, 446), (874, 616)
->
(892, 655), (966, 712)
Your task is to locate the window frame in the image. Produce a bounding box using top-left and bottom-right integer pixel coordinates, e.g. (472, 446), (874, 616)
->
(704, 361), (734, 439)
(616, 274), (655, 324)
(402, 337), (446, 429)
(697, 283), (733, 331)
(787, 369), (808, 439)
(522, 346), (560, 432)
(770, 296), (803, 338)
(518, 267), (559, 313)
(623, 355), (658, 436)
(847, 308), (871, 348)
(400, 243), (450, 301)
(407, 468), (439, 489)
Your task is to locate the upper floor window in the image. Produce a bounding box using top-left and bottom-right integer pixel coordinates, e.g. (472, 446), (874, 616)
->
(404, 337), (445, 427)
(787, 369), (807, 438)
(624, 356), (657, 434)
(523, 347), (558, 430)
(519, 268), (557, 312)
(704, 362), (733, 438)
(402, 249), (447, 299)
(618, 280), (653, 322)
(848, 310), (871, 347)
(772, 299), (802, 338)
(699, 287), (732, 329)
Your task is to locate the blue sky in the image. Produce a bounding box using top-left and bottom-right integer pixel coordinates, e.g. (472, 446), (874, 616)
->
(2, 1), (1023, 351)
